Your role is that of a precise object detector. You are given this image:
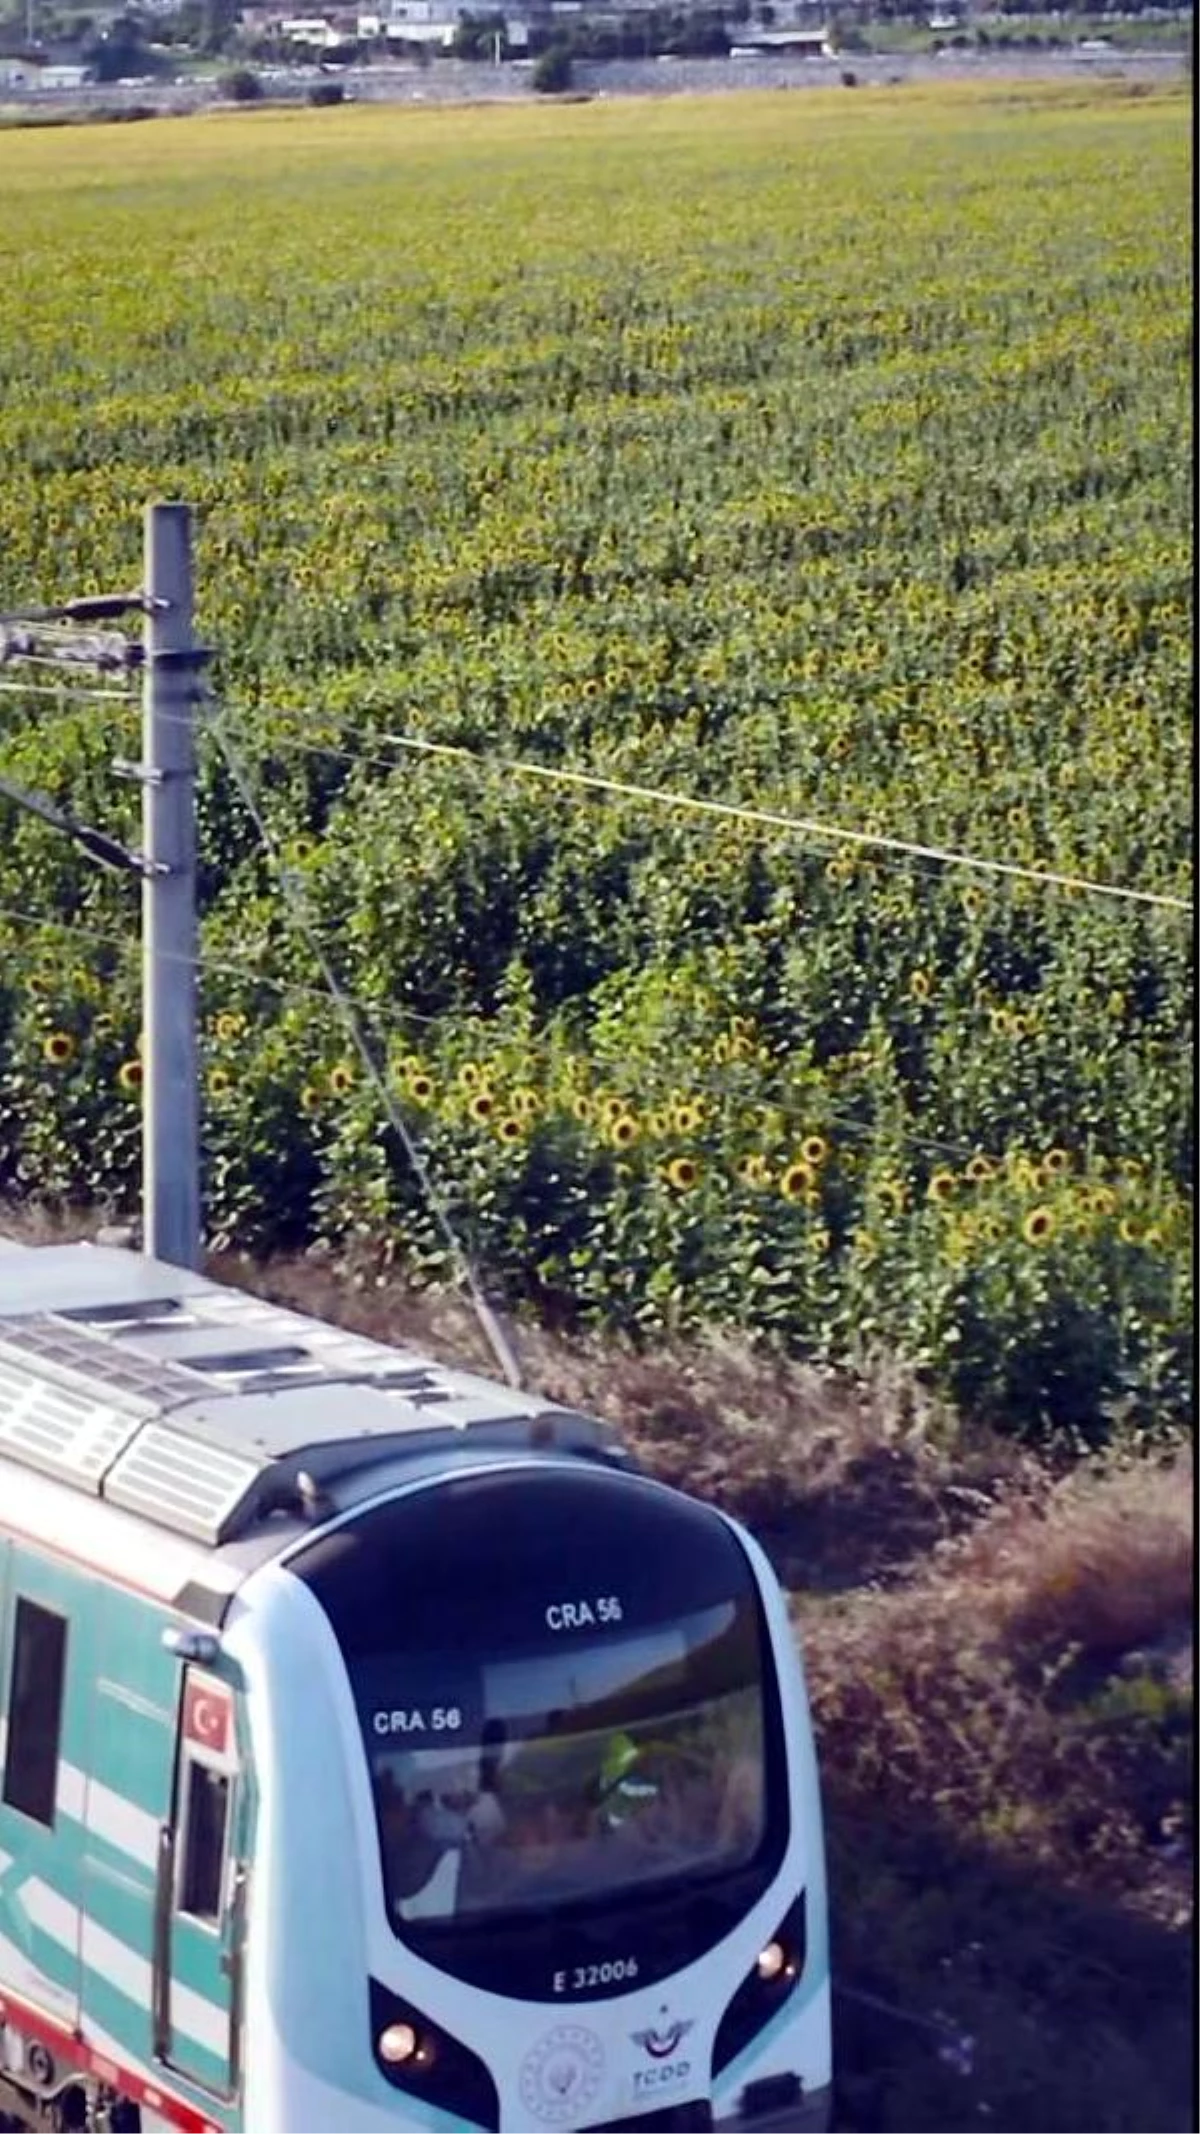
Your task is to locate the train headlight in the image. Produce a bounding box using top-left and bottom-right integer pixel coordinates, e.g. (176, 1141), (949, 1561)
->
(378, 2022), (421, 2066)
(756, 1939), (788, 1982)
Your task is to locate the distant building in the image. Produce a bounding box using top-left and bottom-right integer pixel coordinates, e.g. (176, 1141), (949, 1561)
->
(35, 60), (93, 84)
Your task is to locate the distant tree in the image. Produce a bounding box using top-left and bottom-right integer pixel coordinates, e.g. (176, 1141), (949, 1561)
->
(81, 12), (160, 78)
(531, 38), (571, 87)
(216, 60), (263, 95)
(453, 10), (507, 57)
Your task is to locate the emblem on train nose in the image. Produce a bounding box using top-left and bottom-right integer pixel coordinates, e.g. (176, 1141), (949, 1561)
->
(632, 2009), (695, 2059)
(519, 2024), (606, 2126)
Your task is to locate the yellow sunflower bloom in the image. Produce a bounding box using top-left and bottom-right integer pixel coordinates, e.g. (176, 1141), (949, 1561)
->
(611, 1115), (640, 1149)
(801, 1134), (830, 1167)
(875, 1180), (906, 1217)
(927, 1171), (957, 1203)
(469, 1093), (495, 1123)
(406, 1073), (434, 1104)
(909, 969), (933, 1002)
(497, 1116), (524, 1144)
(214, 1012), (243, 1043)
(1043, 1149), (1070, 1176)
(1023, 1206), (1055, 1245)
(208, 1068), (232, 1097)
(329, 1063), (354, 1096)
(666, 1156), (700, 1191)
(965, 1154), (994, 1183)
(672, 1103), (704, 1135)
(117, 1060), (143, 1093)
(43, 1032), (75, 1066)
(300, 1085), (322, 1114)
(780, 1160), (817, 1201)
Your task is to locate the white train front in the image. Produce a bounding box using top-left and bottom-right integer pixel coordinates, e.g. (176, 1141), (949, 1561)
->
(0, 1243), (832, 2134)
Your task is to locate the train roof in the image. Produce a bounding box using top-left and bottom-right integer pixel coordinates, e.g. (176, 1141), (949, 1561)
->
(0, 1244), (626, 1602)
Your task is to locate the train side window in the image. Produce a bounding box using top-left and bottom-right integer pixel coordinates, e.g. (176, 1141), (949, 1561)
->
(2, 1597), (67, 1827)
(177, 1758), (230, 1923)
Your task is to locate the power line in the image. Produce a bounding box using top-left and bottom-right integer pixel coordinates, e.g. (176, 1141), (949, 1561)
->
(200, 701), (526, 1389)
(0, 678), (136, 705)
(204, 709), (1193, 918)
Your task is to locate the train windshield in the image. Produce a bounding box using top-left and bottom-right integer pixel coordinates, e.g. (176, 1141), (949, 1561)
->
(362, 1598), (765, 1924)
(289, 1462), (788, 1984)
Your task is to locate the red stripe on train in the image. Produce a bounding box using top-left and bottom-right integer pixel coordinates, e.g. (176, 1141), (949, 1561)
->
(0, 1986), (223, 2134)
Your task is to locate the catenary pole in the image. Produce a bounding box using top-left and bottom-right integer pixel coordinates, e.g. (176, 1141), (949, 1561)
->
(142, 502), (202, 1270)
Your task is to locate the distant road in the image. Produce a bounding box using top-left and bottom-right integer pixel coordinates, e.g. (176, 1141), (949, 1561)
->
(0, 45), (1187, 116)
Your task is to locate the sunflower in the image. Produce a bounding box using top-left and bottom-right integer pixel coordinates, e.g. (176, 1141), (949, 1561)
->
(214, 1012), (243, 1043)
(208, 1068), (231, 1097)
(469, 1092), (495, 1124)
(989, 1007), (1012, 1037)
(571, 1094), (594, 1124)
(738, 1155), (770, 1188)
(300, 1085), (322, 1114)
(927, 1171), (957, 1203)
(406, 1073), (434, 1104)
(800, 1134), (829, 1167)
(610, 1115), (639, 1149)
(1022, 1206), (1055, 1246)
(497, 1115), (524, 1144)
(780, 1160), (816, 1201)
(1087, 1186), (1118, 1216)
(43, 1032), (75, 1065)
(600, 1095), (626, 1126)
(1118, 1216), (1141, 1245)
(909, 969), (933, 1002)
(329, 1063), (354, 1097)
(512, 1087), (540, 1118)
(672, 1102), (704, 1135)
(1141, 1225), (1164, 1249)
(117, 1060), (143, 1092)
(1043, 1149), (1070, 1176)
(875, 1179), (906, 1217)
(965, 1154), (994, 1183)
(458, 1062), (483, 1090)
(666, 1157), (699, 1191)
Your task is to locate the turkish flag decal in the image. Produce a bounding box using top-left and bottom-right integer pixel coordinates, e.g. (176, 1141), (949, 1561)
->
(182, 1673), (232, 1757)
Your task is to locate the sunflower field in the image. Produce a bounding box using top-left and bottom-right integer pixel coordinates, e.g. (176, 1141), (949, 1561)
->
(0, 82), (1192, 1442)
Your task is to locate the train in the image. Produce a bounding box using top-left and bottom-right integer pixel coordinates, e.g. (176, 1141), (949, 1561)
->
(0, 1238), (831, 2133)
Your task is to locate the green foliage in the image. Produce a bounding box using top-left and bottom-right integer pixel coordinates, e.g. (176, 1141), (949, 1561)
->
(0, 89), (1191, 1441)
(216, 62), (263, 98)
(531, 41), (573, 89)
